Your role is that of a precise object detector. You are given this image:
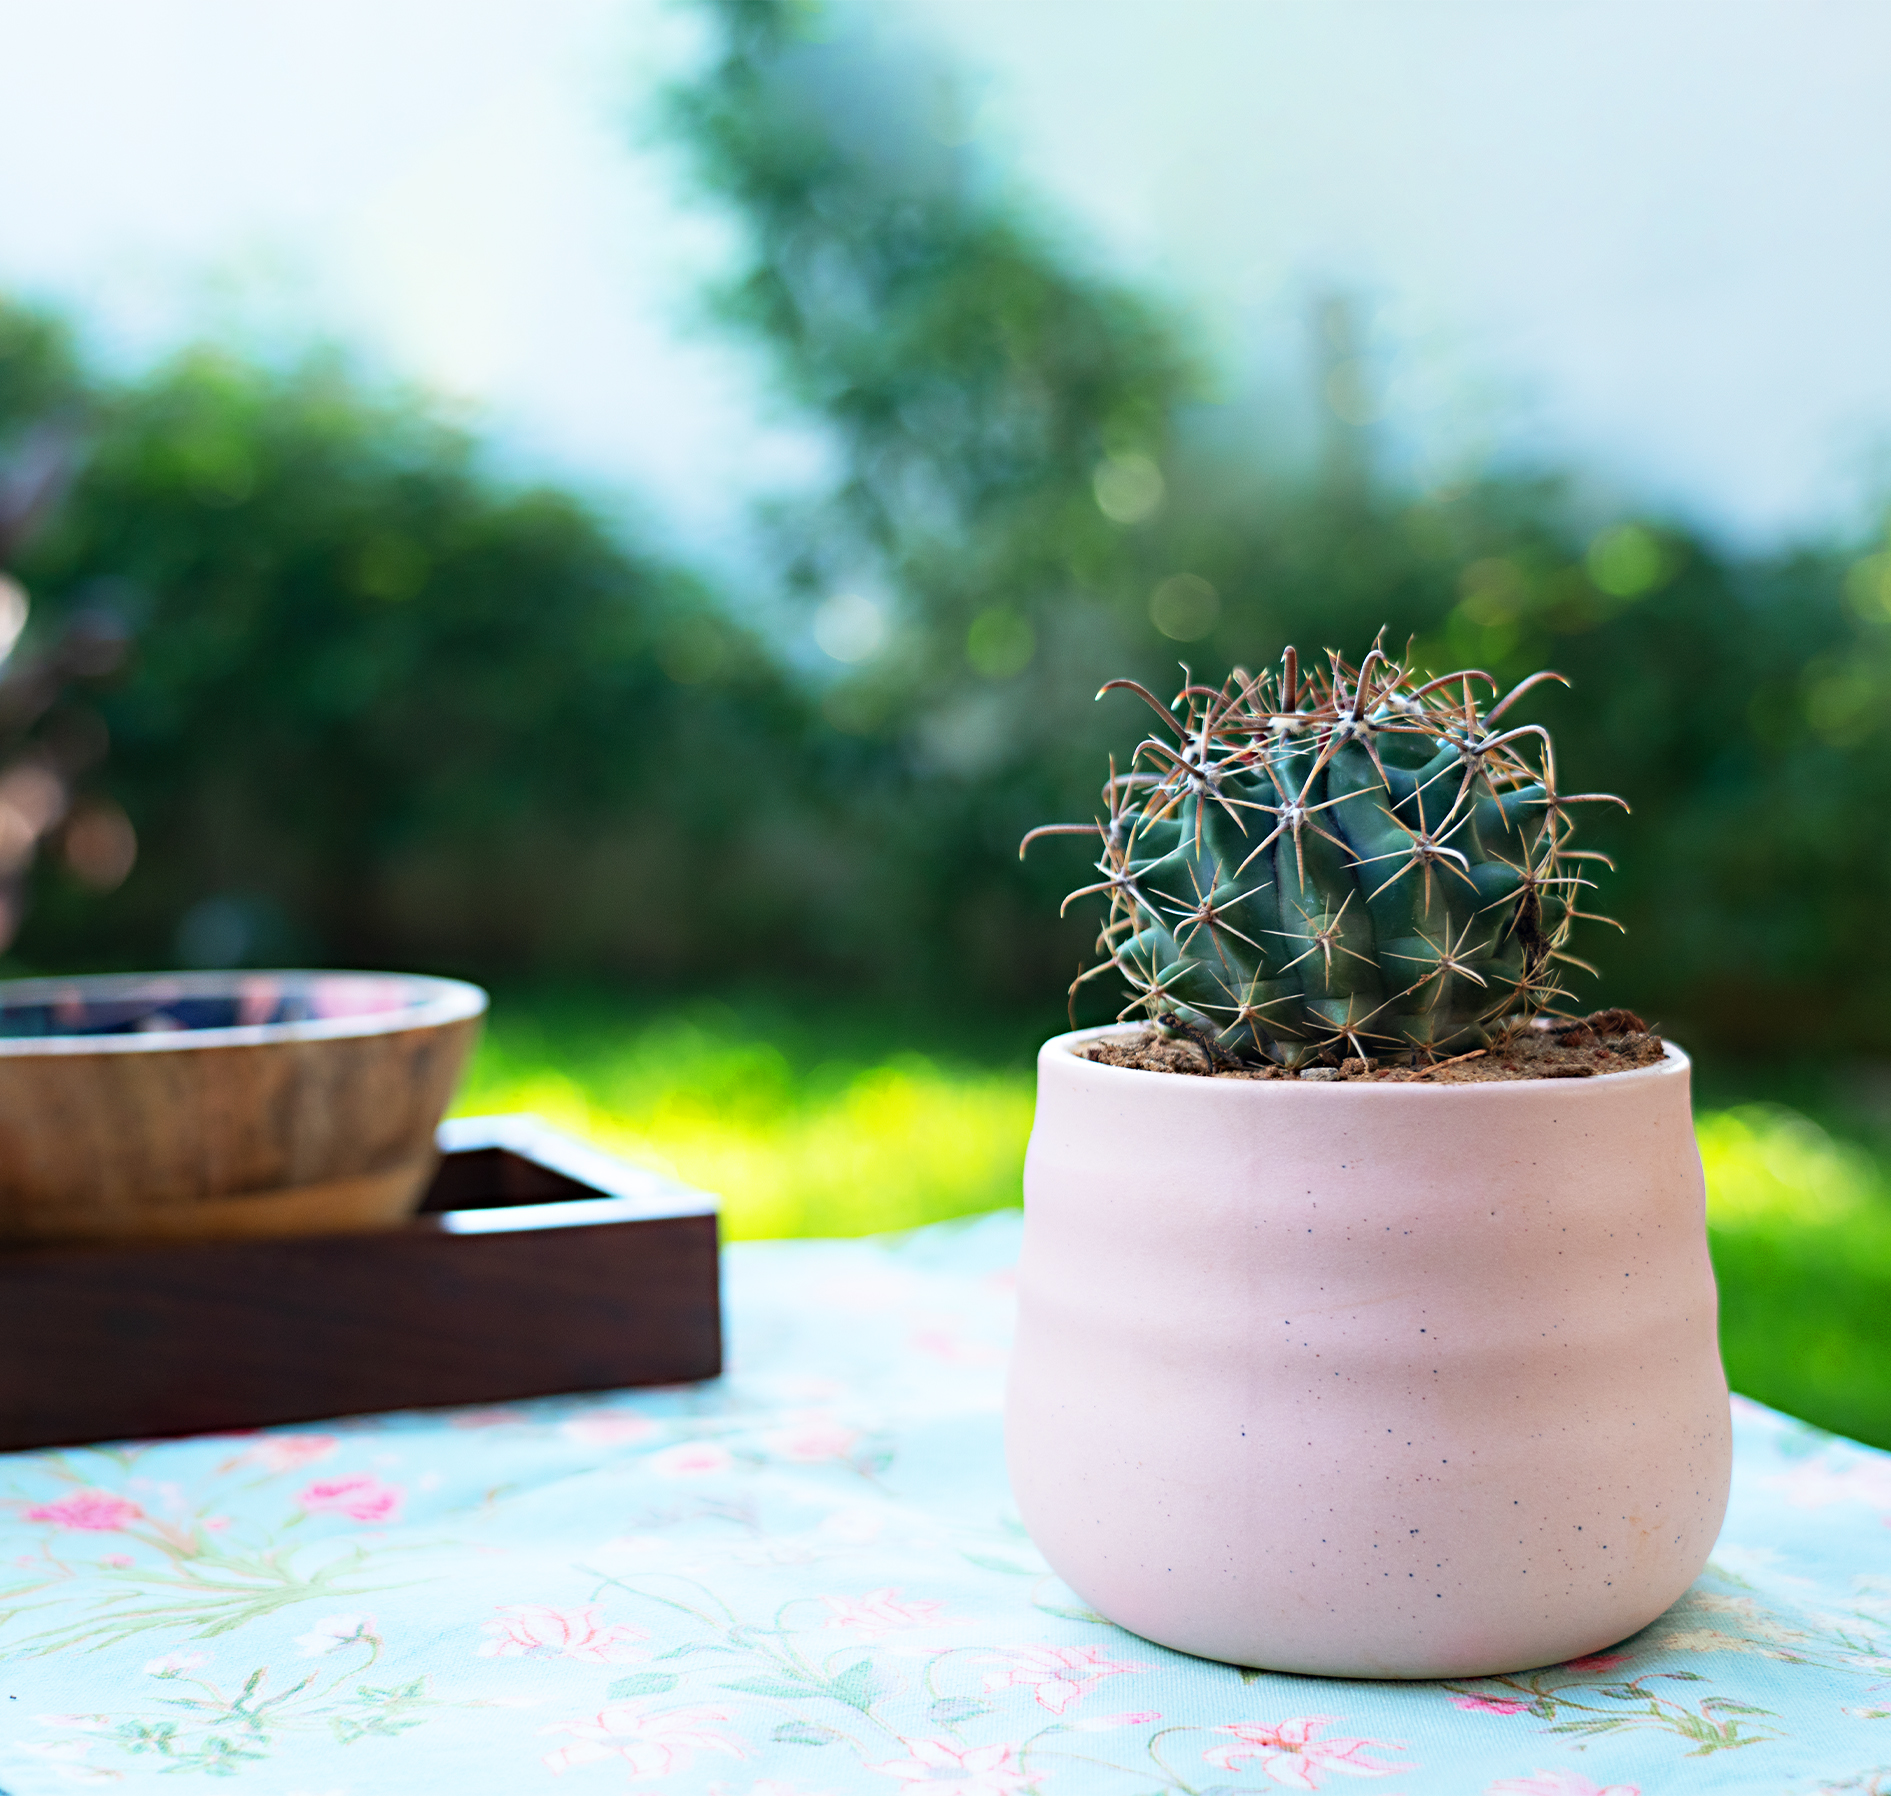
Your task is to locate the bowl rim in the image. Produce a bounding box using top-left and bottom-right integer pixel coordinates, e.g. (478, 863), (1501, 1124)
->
(0, 970), (487, 1057)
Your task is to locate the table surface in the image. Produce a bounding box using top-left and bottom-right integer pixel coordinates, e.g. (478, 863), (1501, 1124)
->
(0, 1211), (1886, 1796)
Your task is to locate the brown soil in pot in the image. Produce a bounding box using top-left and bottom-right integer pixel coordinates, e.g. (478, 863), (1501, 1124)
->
(1079, 1009), (1665, 1083)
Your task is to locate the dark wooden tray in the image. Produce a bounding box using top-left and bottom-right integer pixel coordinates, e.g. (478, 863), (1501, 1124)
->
(0, 1114), (721, 1451)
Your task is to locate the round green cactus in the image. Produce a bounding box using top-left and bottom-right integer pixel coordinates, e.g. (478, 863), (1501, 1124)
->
(1024, 641), (1623, 1067)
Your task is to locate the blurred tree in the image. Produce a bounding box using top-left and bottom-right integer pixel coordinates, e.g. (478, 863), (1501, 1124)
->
(0, 304), (131, 946)
(0, 12), (1883, 1056)
(666, 0), (1891, 1053)
(0, 305), (85, 437)
(665, 0), (1203, 999)
(10, 335), (820, 979)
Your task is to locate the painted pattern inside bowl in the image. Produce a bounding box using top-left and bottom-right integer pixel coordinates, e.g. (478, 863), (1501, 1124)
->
(0, 974), (439, 1040)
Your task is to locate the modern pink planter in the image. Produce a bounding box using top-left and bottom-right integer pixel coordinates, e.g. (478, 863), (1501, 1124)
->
(1006, 1025), (1731, 1679)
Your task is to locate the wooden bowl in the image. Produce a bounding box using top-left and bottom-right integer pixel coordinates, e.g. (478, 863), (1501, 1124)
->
(0, 970), (486, 1244)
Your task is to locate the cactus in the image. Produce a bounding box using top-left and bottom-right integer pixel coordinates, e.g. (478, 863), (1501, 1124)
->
(1023, 641), (1623, 1067)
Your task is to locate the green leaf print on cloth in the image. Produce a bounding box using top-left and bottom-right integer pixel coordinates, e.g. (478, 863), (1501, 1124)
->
(1, 1213), (1889, 1793)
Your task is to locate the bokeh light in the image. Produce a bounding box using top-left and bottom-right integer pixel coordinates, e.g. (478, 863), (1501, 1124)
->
(1148, 573), (1219, 641)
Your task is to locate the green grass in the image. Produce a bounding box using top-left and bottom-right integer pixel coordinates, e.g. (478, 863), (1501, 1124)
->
(454, 989), (1891, 1451)
(1696, 1102), (1891, 1450)
(452, 990), (1040, 1241)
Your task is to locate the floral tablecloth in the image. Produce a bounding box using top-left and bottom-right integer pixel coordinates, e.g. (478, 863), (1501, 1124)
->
(1, 1211), (1888, 1796)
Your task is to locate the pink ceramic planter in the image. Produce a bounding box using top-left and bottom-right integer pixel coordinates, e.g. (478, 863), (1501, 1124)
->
(1006, 1025), (1731, 1679)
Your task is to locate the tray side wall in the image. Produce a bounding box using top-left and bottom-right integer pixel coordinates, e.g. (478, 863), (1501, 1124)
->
(0, 1212), (721, 1450)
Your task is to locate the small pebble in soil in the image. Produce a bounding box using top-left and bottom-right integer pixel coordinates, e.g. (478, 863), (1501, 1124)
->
(1298, 1067), (1341, 1082)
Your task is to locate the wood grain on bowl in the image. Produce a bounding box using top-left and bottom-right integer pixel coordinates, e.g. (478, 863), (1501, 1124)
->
(0, 971), (485, 1243)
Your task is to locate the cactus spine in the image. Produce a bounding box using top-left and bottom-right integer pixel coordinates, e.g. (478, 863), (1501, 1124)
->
(1024, 642), (1623, 1067)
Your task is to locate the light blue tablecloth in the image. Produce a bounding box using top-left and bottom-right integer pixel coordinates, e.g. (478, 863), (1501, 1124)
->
(1, 1211), (1886, 1795)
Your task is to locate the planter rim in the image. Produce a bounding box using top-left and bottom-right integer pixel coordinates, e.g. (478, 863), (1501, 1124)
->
(1043, 1020), (1688, 1090)
(0, 970), (487, 1058)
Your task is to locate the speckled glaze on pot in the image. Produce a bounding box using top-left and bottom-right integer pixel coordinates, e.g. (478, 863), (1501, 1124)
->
(1005, 1026), (1731, 1679)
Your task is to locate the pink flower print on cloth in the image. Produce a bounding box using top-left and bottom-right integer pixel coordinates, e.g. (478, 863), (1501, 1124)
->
(1487, 1774), (1640, 1796)
(978, 1644), (1152, 1715)
(229, 1432), (336, 1475)
(650, 1441), (735, 1478)
(1451, 1696), (1530, 1715)
(561, 1410), (659, 1448)
(540, 1700), (743, 1775)
(870, 1737), (1035, 1796)
(22, 1490), (142, 1532)
(297, 1474), (402, 1524)
(481, 1605), (650, 1664)
(449, 1407), (529, 1429)
(821, 1588), (947, 1640)
(765, 1415), (861, 1463)
(1204, 1717), (1412, 1790)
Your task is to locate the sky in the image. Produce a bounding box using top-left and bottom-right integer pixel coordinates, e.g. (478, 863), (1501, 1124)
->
(912, 0), (1891, 542)
(0, 0), (823, 572)
(1, 0), (1888, 562)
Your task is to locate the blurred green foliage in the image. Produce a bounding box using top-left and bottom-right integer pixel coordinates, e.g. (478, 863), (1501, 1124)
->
(0, 308), (85, 426)
(0, 321), (840, 978)
(664, 0), (1199, 998)
(665, 0), (1891, 1052)
(0, 0), (1885, 1066)
(455, 985), (1040, 1240)
(1696, 1095), (1891, 1444)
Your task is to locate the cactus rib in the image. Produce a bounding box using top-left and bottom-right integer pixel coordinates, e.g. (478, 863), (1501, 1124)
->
(1025, 639), (1623, 1068)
